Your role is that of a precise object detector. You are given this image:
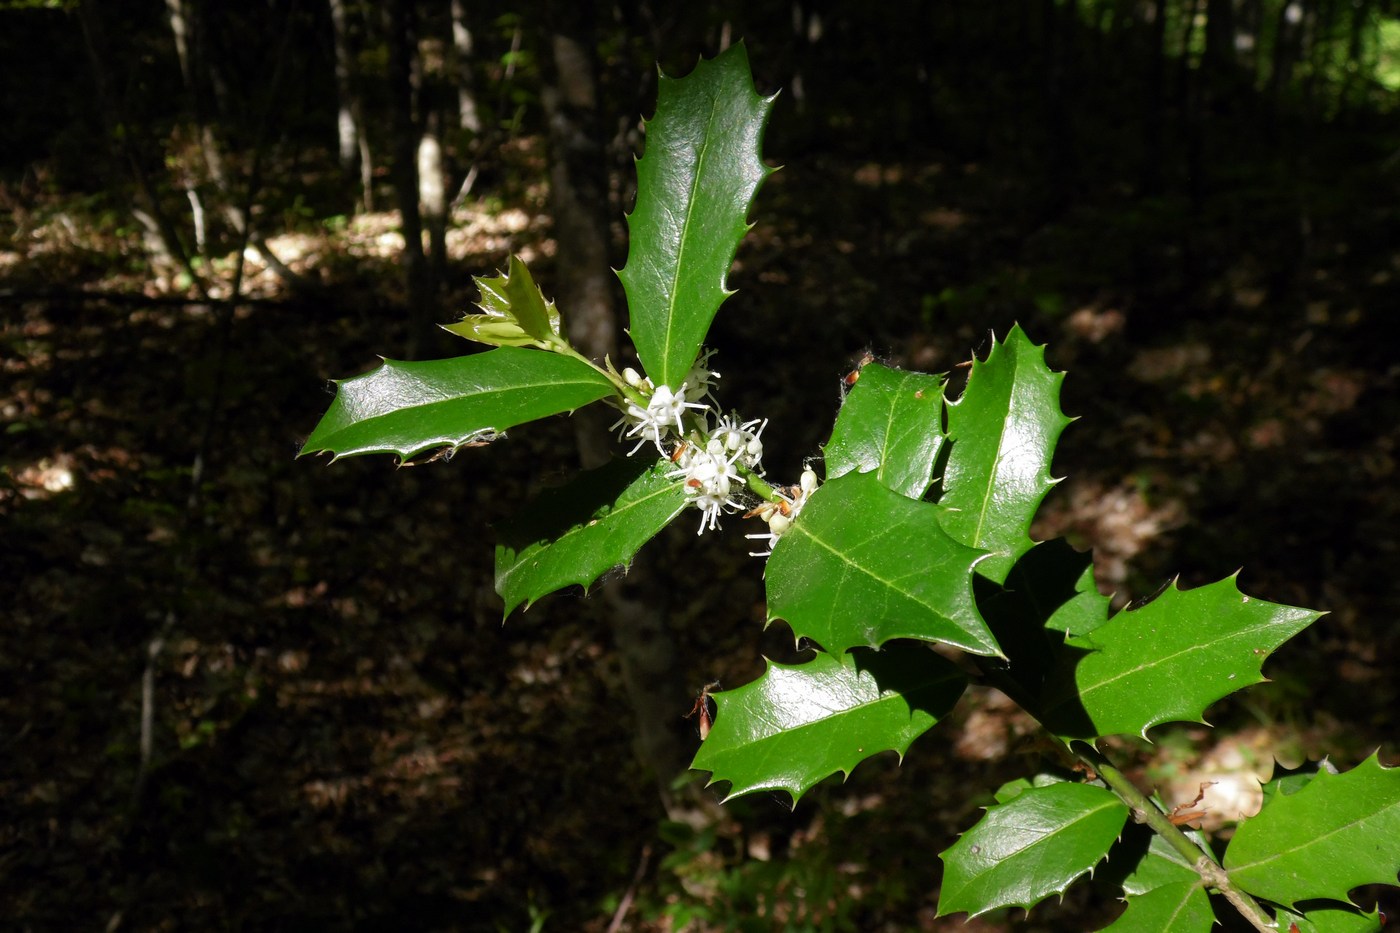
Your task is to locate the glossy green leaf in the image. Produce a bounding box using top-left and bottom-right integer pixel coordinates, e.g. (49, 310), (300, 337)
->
(691, 644), (966, 804)
(1224, 752), (1400, 907)
(619, 43), (776, 388)
(765, 471), (1001, 657)
(443, 255), (562, 348)
(937, 781), (1128, 918)
(495, 457), (688, 615)
(941, 325), (1071, 584)
(301, 348), (614, 461)
(1102, 881), (1214, 933)
(1039, 575), (1322, 741)
(1272, 903), (1385, 933)
(823, 363), (945, 499)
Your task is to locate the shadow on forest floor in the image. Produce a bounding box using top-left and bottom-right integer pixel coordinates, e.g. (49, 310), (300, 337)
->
(3, 131), (1399, 930)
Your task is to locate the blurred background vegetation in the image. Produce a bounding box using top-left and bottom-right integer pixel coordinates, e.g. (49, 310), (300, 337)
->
(2, 0), (1398, 929)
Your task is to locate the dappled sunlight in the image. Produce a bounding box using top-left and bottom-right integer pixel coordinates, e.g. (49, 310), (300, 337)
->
(6, 3), (1400, 926)
(10, 454), (76, 498)
(1032, 478), (1187, 595)
(951, 687), (1039, 763)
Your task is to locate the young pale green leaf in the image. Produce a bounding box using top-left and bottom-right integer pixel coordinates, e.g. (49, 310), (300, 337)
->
(691, 644), (966, 805)
(1223, 752), (1400, 908)
(765, 471), (1001, 658)
(1039, 575), (1322, 742)
(300, 348), (614, 461)
(495, 457), (688, 615)
(941, 325), (1071, 584)
(444, 255), (562, 348)
(1101, 881), (1214, 933)
(618, 43), (776, 388)
(1272, 903), (1386, 933)
(823, 363), (946, 499)
(937, 781), (1128, 919)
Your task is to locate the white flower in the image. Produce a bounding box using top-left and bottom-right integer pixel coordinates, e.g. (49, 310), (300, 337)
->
(611, 381), (710, 456)
(711, 412), (767, 473)
(669, 447), (744, 535)
(682, 348), (721, 408)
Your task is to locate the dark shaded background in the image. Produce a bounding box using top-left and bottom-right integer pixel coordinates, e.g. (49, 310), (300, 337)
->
(2, 1), (1397, 929)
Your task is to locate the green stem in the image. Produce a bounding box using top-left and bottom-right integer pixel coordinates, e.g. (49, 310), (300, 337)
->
(546, 339), (645, 407)
(739, 467), (783, 504)
(1075, 745), (1277, 933)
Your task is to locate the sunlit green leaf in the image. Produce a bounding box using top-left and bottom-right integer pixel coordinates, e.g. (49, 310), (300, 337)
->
(824, 363), (946, 499)
(1039, 575), (1322, 741)
(691, 644), (966, 804)
(1224, 752), (1400, 907)
(765, 471), (1000, 657)
(301, 348), (614, 461)
(495, 457), (687, 614)
(941, 325), (1071, 584)
(1101, 881), (1214, 932)
(619, 43), (776, 387)
(937, 781), (1128, 918)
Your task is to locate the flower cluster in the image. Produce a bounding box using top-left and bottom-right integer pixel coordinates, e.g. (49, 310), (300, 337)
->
(744, 465), (818, 556)
(613, 351), (809, 544)
(668, 443), (744, 534)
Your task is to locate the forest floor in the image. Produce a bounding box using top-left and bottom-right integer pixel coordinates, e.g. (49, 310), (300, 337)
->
(3, 129), (1399, 931)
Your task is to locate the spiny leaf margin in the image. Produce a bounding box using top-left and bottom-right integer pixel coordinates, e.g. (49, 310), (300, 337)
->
(936, 780), (1128, 919)
(618, 42), (776, 387)
(940, 324), (1072, 584)
(823, 362), (946, 500)
(300, 348), (615, 462)
(1224, 751), (1400, 908)
(691, 644), (967, 805)
(764, 471), (1001, 658)
(495, 457), (688, 615)
(1040, 573), (1323, 742)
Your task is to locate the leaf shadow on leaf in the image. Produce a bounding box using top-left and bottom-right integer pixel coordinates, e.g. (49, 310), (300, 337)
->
(1092, 819), (1201, 900)
(495, 456), (661, 553)
(921, 430), (954, 505)
(847, 641), (969, 724)
(971, 538), (1101, 738)
(1271, 899), (1390, 933)
(1092, 820), (1155, 894)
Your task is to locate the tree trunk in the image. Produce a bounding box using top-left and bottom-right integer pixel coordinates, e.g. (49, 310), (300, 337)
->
(1140, 0), (1168, 196)
(385, 0), (434, 356)
(450, 0), (483, 134)
(76, 0), (199, 291)
(327, 0), (374, 211)
(541, 12), (692, 815)
(418, 111), (449, 295)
